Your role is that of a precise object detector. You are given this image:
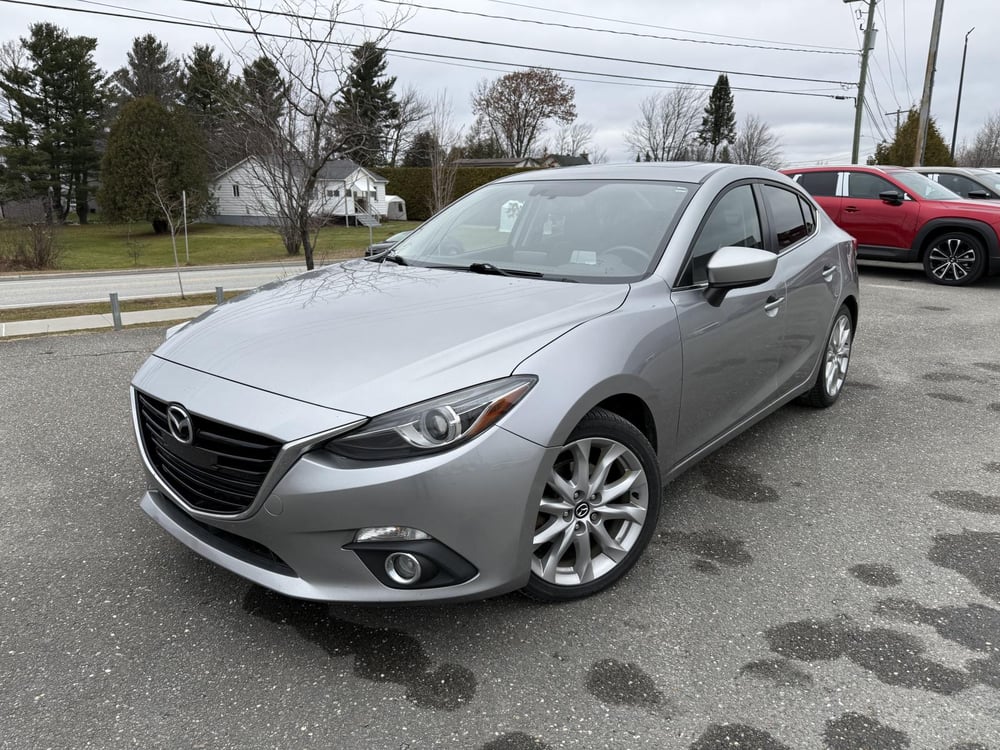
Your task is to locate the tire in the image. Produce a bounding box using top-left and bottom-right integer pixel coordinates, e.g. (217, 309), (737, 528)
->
(922, 231), (986, 286)
(522, 408), (661, 602)
(799, 304), (853, 408)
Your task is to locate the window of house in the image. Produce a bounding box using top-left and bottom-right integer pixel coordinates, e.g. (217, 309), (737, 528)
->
(232, 184), (240, 198)
(762, 185), (812, 250)
(682, 184), (764, 286)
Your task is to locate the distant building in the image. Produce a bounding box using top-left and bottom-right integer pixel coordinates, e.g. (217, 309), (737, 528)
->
(208, 157), (390, 226)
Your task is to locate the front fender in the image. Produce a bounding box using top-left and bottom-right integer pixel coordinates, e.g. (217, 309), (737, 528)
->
(911, 217), (1000, 267)
(503, 282), (682, 468)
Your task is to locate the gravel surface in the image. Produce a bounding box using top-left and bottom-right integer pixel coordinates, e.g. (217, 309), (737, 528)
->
(1, 264), (999, 749)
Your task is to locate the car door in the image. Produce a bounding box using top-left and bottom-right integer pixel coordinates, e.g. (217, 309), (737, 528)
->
(759, 184), (842, 394)
(839, 171), (920, 251)
(671, 183), (785, 461)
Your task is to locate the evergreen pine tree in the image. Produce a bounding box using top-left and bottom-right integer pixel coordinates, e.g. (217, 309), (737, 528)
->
(869, 109), (954, 166)
(699, 74), (737, 161)
(334, 42), (399, 168)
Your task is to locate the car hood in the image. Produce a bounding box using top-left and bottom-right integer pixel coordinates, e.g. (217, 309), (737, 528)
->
(923, 198), (1000, 221)
(153, 260), (629, 416)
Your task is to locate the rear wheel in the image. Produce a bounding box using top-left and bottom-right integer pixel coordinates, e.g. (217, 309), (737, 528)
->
(922, 231), (986, 286)
(523, 408), (661, 602)
(799, 305), (853, 408)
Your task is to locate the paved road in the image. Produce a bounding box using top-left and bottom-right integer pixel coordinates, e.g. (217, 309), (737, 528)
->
(1, 265), (999, 749)
(0, 262), (312, 308)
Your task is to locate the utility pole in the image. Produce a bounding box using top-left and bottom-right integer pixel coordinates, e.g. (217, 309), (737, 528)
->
(846, 0), (878, 165)
(914, 0), (946, 166)
(885, 108), (908, 133)
(950, 27), (974, 161)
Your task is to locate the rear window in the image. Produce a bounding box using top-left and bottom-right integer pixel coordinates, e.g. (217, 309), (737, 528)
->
(796, 171), (838, 197)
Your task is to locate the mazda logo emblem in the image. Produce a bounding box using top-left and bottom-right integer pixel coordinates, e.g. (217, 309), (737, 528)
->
(166, 404), (194, 445)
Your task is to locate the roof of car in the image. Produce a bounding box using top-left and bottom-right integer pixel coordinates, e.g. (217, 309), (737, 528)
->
(911, 166), (991, 175)
(496, 161), (781, 185)
(782, 164), (913, 174)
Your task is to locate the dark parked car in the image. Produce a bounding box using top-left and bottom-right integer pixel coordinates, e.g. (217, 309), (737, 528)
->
(365, 230), (414, 257)
(782, 165), (1000, 285)
(131, 163), (859, 604)
(912, 166), (1000, 201)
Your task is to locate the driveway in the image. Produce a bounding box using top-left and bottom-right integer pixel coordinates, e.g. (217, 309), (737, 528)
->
(1, 267), (998, 749)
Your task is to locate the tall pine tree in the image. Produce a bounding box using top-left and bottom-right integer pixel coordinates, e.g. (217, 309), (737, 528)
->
(334, 42), (398, 168)
(699, 74), (737, 162)
(113, 34), (181, 105)
(0, 24), (106, 221)
(869, 109), (953, 167)
(180, 44), (234, 170)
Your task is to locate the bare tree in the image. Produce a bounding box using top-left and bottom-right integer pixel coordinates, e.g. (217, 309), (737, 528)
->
(956, 111), (1000, 167)
(428, 91), (462, 215)
(220, 0), (408, 270)
(472, 69), (576, 159)
(384, 85), (430, 167)
(624, 88), (705, 162)
(730, 114), (783, 169)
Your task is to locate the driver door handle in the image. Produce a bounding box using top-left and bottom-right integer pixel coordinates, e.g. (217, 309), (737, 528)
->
(844, 205), (860, 213)
(763, 295), (785, 312)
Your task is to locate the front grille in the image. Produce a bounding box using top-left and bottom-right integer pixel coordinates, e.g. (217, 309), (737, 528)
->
(136, 391), (283, 515)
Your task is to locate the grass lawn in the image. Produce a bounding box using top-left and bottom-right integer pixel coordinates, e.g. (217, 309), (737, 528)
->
(46, 219), (422, 272)
(0, 291), (244, 323)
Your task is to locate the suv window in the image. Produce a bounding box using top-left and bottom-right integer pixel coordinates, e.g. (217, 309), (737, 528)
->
(937, 173), (993, 198)
(846, 172), (898, 200)
(762, 185), (813, 250)
(797, 171), (838, 197)
(682, 184), (764, 286)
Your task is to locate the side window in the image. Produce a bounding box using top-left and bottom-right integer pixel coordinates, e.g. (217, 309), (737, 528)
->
(762, 185), (811, 250)
(938, 173), (988, 198)
(799, 197), (816, 235)
(796, 171), (838, 197)
(846, 172), (897, 200)
(682, 185), (763, 286)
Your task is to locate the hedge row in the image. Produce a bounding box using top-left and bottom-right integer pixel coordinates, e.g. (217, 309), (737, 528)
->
(379, 166), (537, 221)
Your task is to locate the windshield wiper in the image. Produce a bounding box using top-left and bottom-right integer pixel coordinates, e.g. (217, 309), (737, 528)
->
(468, 262), (543, 278)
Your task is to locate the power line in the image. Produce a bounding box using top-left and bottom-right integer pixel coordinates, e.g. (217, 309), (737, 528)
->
(0, 0), (854, 100)
(172, 0), (856, 86)
(379, 0), (859, 57)
(483, 0), (857, 53)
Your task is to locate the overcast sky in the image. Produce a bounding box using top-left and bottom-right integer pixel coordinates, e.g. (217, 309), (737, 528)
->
(2, 0), (996, 166)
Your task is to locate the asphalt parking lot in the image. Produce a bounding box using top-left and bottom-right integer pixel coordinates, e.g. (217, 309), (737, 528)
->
(2, 263), (999, 750)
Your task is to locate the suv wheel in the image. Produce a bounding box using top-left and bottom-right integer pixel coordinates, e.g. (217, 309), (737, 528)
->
(922, 231), (986, 286)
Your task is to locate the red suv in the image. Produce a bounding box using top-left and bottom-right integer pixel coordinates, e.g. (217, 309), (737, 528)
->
(781, 165), (1000, 286)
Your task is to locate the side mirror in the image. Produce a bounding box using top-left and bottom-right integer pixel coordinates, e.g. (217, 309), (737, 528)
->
(967, 189), (991, 199)
(705, 246), (777, 306)
(879, 190), (905, 205)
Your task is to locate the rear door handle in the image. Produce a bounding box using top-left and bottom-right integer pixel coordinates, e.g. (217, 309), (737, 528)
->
(844, 206), (859, 213)
(822, 265), (836, 281)
(763, 295), (785, 312)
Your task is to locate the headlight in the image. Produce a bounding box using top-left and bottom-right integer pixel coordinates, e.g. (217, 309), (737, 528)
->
(325, 376), (536, 460)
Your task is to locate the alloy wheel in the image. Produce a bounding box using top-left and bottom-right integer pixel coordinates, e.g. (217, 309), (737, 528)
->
(927, 237), (978, 283)
(531, 437), (649, 587)
(824, 314), (852, 398)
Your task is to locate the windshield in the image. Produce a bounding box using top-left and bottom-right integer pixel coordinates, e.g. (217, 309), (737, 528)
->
(389, 179), (695, 281)
(891, 169), (961, 200)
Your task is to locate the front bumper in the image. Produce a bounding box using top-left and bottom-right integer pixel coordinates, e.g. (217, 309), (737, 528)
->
(139, 423), (557, 603)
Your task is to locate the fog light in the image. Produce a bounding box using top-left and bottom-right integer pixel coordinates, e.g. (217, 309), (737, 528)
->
(355, 526), (431, 543)
(385, 552), (423, 585)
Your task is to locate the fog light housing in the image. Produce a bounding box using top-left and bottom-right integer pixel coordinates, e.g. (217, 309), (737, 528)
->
(354, 526), (430, 543)
(385, 552), (423, 585)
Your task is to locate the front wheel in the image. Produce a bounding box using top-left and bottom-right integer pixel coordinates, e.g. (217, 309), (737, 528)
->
(922, 231), (986, 286)
(523, 408), (661, 602)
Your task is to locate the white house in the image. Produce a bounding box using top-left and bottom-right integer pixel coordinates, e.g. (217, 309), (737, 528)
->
(208, 157), (390, 226)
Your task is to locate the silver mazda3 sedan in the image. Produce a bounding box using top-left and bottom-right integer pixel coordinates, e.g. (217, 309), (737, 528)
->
(131, 163), (859, 603)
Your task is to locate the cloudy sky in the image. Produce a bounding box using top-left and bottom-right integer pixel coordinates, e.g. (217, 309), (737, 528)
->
(1, 0), (997, 166)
